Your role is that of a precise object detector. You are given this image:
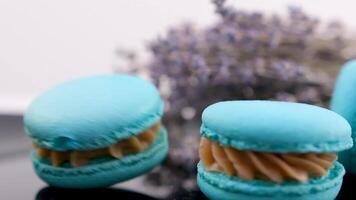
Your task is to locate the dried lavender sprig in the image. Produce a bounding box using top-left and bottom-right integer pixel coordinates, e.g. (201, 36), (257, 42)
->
(116, 0), (355, 194)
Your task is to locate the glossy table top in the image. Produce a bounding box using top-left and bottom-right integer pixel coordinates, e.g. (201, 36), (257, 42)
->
(1, 154), (356, 200)
(0, 115), (354, 200)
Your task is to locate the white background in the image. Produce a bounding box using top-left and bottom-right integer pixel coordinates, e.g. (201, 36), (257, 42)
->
(0, 0), (355, 114)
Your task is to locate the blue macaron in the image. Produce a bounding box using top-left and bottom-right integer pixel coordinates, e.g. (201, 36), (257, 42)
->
(331, 60), (356, 174)
(24, 74), (168, 188)
(197, 100), (352, 200)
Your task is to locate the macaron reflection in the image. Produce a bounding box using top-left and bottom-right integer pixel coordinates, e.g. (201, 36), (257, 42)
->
(35, 187), (158, 200)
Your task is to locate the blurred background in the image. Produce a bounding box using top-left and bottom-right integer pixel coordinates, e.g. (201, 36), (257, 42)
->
(1, 0), (356, 199)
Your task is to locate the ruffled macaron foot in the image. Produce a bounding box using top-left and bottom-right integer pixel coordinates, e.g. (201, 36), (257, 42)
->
(32, 128), (168, 188)
(198, 162), (344, 200)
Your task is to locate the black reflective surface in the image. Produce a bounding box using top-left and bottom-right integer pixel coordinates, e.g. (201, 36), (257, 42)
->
(34, 187), (211, 200)
(35, 187), (160, 200)
(336, 173), (356, 200)
(32, 173), (356, 200)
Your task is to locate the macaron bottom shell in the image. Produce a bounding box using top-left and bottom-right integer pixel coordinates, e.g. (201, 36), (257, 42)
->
(197, 162), (344, 200)
(31, 128), (168, 188)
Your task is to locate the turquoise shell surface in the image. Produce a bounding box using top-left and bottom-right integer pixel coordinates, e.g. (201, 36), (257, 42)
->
(201, 100), (352, 152)
(24, 74), (164, 151)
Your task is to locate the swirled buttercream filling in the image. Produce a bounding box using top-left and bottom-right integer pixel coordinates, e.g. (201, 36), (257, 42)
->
(33, 122), (161, 167)
(199, 137), (337, 183)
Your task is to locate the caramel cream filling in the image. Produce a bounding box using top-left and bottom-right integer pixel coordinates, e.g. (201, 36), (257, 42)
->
(33, 122), (161, 167)
(199, 137), (337, 183)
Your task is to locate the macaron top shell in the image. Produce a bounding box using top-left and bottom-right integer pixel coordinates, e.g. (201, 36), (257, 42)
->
(24, 74), (163, 151)
(201, 100), (352, 153)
